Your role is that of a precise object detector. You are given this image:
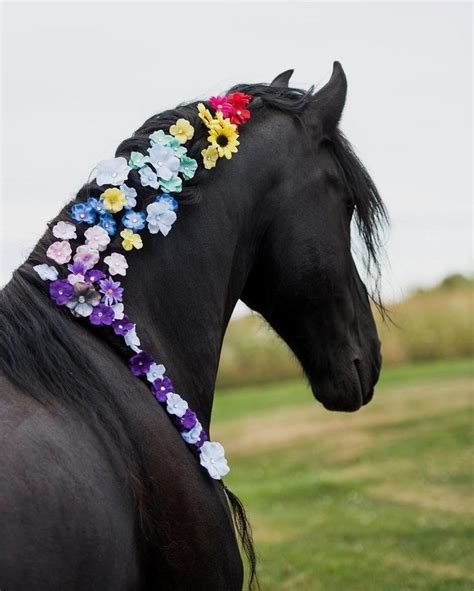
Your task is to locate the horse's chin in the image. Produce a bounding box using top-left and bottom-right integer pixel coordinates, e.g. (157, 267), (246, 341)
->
(308, 361), (372, 413)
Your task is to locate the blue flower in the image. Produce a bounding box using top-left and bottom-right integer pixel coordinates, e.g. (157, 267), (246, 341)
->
(159, 175), (182, 194)
(71, 203), (96, 224)
(120, 183), (137, 209)
(98, 212), (117, 236)
(179, 156), (198, 180)
(159, 193), (179, 211)
(87, 197), (107, 215)
(122, 210), (146, 231)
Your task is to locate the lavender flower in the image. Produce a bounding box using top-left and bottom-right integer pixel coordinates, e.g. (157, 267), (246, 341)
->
(99, 278), (124, 305)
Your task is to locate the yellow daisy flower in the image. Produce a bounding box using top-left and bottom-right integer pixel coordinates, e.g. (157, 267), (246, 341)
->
(197, 103), (214, 128)
(169, 118), (194, 144)
(120, 229), (143, 251)
(100, 188), (126, 213)
(207, 114), (239, 159)
(201, 146), (219, 170)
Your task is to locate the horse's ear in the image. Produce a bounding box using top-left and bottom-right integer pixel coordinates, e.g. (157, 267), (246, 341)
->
(270, 69), (294, 87)
(311, 61), (347, 133)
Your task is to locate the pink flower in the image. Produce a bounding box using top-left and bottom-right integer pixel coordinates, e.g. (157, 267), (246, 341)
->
(73, 244), (100, 270)
(46, 240), (72, 265)
(52, 221), (77, 240)
(84, 225), (111, 252)
(104, 252), (128, 276)
(209, 96), (232, 118)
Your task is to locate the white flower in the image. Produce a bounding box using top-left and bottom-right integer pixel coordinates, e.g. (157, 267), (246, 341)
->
(73, 244), (100, 270)
(146, 363), (166, 383)
(146, 200), (177, 236)
(95, 157), (131, 186)
(147, 144), (180, 181)
(138, 166), (160, 189)
(199, 441), (230, 480)
(166, 392), (188, 418)
(67, 273), (85, 285)
(124, 325), (141, 352)
(181, 421), (203, 445)
(46, 240), (72, 265)
(33, 264), (58, 281)
(112, 302), (124, 320)
(84, 225), (111, 252)
(104, 252), (128, 276)
(120, 183), (137, 209)
(52, 221), (77, 240)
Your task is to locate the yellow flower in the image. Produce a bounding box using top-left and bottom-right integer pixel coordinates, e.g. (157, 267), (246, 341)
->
(197, 103), (214, 128)
(100, 188), (126, 213)
(169, 118), (194, 144)
(120, 229), (143, 251)
(207, 114), (239, 159)
(201, 146), (219, 170)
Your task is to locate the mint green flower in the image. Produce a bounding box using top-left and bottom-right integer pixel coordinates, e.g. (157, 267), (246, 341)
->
(160, 175), (182, 193)
(149, 130), (174, 146)
(129, 151), (149, 170)
(179, 156), (198, 180)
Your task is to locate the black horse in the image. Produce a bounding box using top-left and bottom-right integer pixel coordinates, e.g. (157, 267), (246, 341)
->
(0, 63), (386, 590)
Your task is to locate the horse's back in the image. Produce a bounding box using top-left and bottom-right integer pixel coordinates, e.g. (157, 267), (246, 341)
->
(0, 376), (141, 590)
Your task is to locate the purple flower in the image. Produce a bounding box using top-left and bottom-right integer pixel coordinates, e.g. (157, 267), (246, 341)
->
(89, 304), (115, 326)
(99, 278), (123, 305)
(112, 314), (134, 336)
(68, 261), (87, 276)
(196, 430), (209, 450)
(85, 269), (106, 284)
(49, 279), (74, 305)
(129, 351), (154, 376)
(179, 409), (197, 431)
(151, 376), (174, 402)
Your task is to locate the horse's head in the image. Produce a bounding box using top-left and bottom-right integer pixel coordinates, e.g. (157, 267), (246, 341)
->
(241, 63), (386, 412)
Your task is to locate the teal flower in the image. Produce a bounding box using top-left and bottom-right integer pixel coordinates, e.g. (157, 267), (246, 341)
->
(149, 130), (174, 146)
(179, 156), (198, 180)
(168, 141), (187, 159)
(129, 151), (149, 170)
(160, 175), (182, 194)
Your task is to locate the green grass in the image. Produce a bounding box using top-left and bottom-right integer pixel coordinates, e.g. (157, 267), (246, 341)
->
(212, 358), (474, 590)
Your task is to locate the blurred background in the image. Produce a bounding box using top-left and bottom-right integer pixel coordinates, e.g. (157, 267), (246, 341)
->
(2, 1), (473, 589)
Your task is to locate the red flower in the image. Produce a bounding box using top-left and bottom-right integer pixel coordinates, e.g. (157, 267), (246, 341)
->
(228, 92), (252, 125)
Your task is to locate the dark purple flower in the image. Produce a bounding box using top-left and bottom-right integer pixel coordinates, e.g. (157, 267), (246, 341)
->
(179, 409), (197, 431)
(99, 278), (124, 305)
(89, 304), (115, 326)
(151, 376), (174, 402)
(129, 351), (154, 376)
(86, 268), (106, 284)
(112, 314), (134, 336)
(196, 430), (208, 449)
(67, 261), (87, 276)
(49, 279), (74, 305)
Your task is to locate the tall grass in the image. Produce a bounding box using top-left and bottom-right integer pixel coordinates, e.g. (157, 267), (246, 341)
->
(216, 280), (473, 389)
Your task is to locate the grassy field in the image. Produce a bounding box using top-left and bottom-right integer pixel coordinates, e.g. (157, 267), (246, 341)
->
(212, 358), (474, 590)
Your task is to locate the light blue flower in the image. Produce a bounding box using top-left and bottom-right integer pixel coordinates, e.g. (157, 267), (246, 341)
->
(124, 325), (141, 352)
(122, 210), (146, 231)
(146, 198), (177, 236)
(149, 130), (174, 146)
(146, 363), (166, 383)
(182, 420), (203, 444)
(33, 264), (58, 281)
(160, 175), (182, 194)
(166, 392), (188, 417)
(87, 197), (107, 215)
(139, 166), (160, 189)
(129, 151), (149, 170)
(120, 183), (137, 209)
(147, 144), (180, 181)
(98, 212), (117, 236)
(179, 156), (198, 180)
(95, 157), (131, 186)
